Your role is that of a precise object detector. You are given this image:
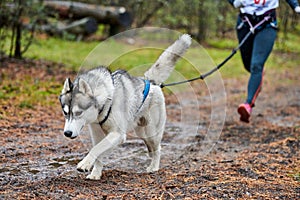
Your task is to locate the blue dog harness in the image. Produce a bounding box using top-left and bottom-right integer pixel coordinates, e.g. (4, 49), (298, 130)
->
(137, 79), (150, 113)
(99, 78), (151, 126)
(142, 79), (151, 104)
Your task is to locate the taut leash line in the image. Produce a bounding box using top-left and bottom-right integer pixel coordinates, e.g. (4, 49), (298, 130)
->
(160, 16), (270, 88)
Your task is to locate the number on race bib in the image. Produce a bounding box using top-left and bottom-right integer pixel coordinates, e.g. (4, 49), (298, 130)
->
(254, 0), (266, 5)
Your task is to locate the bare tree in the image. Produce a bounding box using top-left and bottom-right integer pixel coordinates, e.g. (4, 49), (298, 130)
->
(197, 1), (208, 42)
(0, 0), (44, 59)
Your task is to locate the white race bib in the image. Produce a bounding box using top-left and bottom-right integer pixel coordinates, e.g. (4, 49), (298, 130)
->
(240, 0), (279, 15)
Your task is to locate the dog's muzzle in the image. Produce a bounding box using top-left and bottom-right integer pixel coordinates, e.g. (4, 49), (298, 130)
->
(64, 131), (77, 139)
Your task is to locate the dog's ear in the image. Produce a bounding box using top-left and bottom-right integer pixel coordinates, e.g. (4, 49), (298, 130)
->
(62, 78), (73, 94)
(78, 78), (93, 96)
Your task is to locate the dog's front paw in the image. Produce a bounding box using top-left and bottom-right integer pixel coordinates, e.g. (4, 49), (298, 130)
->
(86, 163), (103, 180)
(86, 172), (102, 180)
(146, 165), (159, 173)
(77, 155), (95, 172)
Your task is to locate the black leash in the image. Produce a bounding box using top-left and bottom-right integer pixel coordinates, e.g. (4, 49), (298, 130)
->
(160, 31), (251, 88)
(160, 15), (271, 88)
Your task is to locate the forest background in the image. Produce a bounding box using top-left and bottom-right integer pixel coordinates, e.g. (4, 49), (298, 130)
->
(1, 0), (299, 59)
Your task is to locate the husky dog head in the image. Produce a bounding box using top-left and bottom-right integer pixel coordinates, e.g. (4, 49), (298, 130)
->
(59, 78), (99, 139)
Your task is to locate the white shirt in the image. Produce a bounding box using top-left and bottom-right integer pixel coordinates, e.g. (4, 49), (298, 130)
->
(240, 0), (279, 15)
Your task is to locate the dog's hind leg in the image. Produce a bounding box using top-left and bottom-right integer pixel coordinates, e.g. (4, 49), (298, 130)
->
(135, 125), (159, 159)
(143, 103), (166, 173)
(134, 125), (154, 159)
(85, 123), (106, 180)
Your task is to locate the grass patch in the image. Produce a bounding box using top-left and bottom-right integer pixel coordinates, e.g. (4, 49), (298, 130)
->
(1, 32), (299, 109)
(206, 31), (300, 79)
(0, 77), (62, 109)
(19, 101), (34, 109)
(20, 30), (300, 79)
(288, 172), (300, 182)
(207, 48), (247, 78)
(24, 37), (99, 70)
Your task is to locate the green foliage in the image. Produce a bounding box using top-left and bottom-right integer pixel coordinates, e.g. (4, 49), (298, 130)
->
(22, 26), (300, 76)
(0, 0), (46, 58)
(1, 0), (299, 58)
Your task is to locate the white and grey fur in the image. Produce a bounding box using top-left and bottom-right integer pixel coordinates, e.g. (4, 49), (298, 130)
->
(59, 34), (191, 180)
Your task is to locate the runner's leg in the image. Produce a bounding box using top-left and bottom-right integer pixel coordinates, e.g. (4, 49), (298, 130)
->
(236, 15), (254, 72)
(246, 27), (277, 106)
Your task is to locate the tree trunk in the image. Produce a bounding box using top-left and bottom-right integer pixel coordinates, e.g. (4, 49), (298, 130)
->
(44, 0), (132, 27)
(11, 0), (23, 58)
(14, 21), (22, 58)
(136, 1), (164, 28)
(197, 1), (207, 43)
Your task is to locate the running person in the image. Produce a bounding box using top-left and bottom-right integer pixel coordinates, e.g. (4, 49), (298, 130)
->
(228, 0), (300, 123)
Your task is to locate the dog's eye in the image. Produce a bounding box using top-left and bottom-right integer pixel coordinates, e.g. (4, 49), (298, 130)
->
(63, 110), (68, 116)
(74, 111), (83, 117)
(62, 105), (69, 116)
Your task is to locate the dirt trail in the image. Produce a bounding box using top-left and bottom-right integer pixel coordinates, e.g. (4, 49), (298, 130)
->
(0, 58), (299, 199)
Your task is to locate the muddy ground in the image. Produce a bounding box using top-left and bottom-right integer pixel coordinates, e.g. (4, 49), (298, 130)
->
(0, 58), (299, 199)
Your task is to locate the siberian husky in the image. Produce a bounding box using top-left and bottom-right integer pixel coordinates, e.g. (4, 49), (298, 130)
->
(59, 34), (191, 179)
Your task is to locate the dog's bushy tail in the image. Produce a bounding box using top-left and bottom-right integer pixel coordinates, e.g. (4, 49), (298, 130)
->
(144, 34), (192, 85)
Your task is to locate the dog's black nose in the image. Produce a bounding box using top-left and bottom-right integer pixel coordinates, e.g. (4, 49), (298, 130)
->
(64, 131), (73, 138)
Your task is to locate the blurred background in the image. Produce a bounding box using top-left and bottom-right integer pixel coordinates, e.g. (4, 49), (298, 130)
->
(0, 0), (299, 60)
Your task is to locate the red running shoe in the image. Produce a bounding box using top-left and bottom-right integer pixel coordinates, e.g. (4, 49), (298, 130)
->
(237, 103), (252, 123)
